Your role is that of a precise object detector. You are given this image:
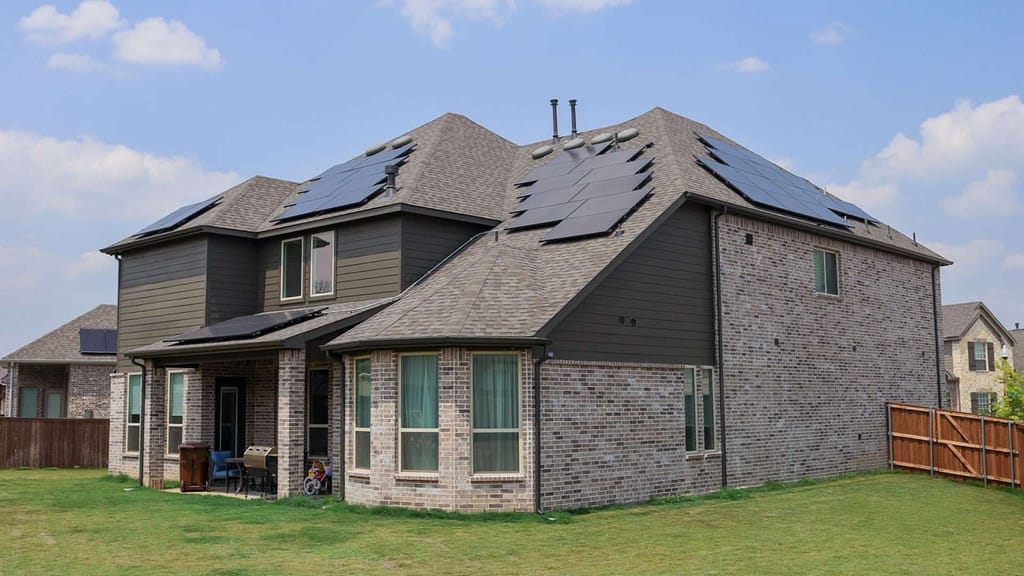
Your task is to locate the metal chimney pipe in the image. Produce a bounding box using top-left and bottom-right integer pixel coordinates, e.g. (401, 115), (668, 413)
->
(550, 99), (559, 143)
(384, 164), (398, 196)
(569, 99), (578, 138)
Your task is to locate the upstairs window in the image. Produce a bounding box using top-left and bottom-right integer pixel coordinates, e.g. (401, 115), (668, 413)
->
(969, 341), (994, 372)
(813, 249), (839, 295)
(280, 237), (304, 300)
(310, 231), (335, 297)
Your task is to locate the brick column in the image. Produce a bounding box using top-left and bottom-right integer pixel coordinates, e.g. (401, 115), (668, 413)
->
(329, 359), (344, 496)
(142, 361), (167, 489)
(277, 349), (306, 497)
(182, 369), (208, 444)
(7, 363), (18, 417)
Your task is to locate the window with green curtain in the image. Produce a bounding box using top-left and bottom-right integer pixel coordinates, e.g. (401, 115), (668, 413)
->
(18, 387), (38, 418)
(127, 374), (142, 452)
(683, 368), (696, 451)
(354, 357), (372, 469)
(167, 372), (184, 455)
(472, 353), (520, 473)
(702, 368), (715, 450)
(400, 354), (438, 472)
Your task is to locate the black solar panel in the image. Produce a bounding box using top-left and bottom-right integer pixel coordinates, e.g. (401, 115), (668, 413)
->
(569, 147), (644, 173)
(545, 141), (612, 165)
(512, 184), (587, 213)
(575, 158), (653, 186)
(507, 201), (584, 230)
(135, 196), (221, 236)
(169, 308), (325, 344)
(80, 329), (117, 354)
(516, 172), (586, 198)
(573, 173), (651, 200)
(514, 160), (580, 186)
(542, 210), (632, 242)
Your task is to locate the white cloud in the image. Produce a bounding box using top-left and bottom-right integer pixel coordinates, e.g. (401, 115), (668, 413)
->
(0, 130), (239, 221)
(1003, 254), (1024, 270)
(723, 57), (770, 73)
(825, 180), (899, 210)
(811, 21), (848, 45)
(67, 251), (115, 279)
(0, 246), (53, 291)
(46, 52), (106, 73)
(768, 156), (794, 171)
(538, 0), (634, 13)
(941, 169), (1021, 218)
(19, 0), (125, 45)
(112, 17), (223, 70)
(927, 238), (1003, 279)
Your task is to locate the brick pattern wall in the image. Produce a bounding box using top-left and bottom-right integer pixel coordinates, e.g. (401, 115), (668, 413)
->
(11, 363), (66, 417)
(142, 362), (167, 489)
(717, 214), (940, 487)
(107, 372), (135, 477)
(949, 321), (1014, 411)
(277, 349), (307, 497)
(343, 348), (535, 512)
(67, 364), (113, 419)
(539, 360), (721, 510)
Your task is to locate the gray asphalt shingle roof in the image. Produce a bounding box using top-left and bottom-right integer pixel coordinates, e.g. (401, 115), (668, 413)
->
(942, 301), (1015, 344)
(2, 304), (117, 363)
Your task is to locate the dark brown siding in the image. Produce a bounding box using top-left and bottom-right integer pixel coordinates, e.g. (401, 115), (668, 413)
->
(207, 236), (259, 324)
(401, 215), (488, 288)
(547, 204), (715, 364)
(117, 237), (207, 371)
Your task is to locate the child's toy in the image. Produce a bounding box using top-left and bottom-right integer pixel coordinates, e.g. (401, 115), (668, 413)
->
(303, 458), (332, 496)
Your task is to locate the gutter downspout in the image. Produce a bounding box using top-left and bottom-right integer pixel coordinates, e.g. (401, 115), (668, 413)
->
(534, 346), (551, 515)
(713, 208), (728, 489)
(326, 350), (346, 501)
(130, 356), (147, 488)
(931, 265), (942, 407)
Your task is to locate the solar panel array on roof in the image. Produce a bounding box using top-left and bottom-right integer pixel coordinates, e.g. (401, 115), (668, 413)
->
(696, 133), (878, 227)
(272, 143), (414, 222)
(79, 328), (117, 354)
(509, 141), (653, 242)
(168, 308), (326, 344)
(135, 196), (222, 237)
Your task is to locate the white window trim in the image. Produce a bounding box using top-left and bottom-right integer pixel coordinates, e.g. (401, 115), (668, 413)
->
(166, 370), (185, 457)
(813, 248), (840, 296)
(469, 351), (524, 476)
(352, 356), (372, 472)
(280, 236), (305, 301)
(309, 230), (336, 298)
(683, 366), (697, 452)
(397, 351), (440, 475)
(125, 373), (142, 455)
(307, 367), (330, 459)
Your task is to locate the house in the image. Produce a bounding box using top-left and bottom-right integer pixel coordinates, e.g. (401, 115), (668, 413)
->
(942, 302), (1015, 413)
(1, 365), (7, 415)
(1012, 324), (1024, 373)
(102, 106), (948, 510)
(2, 305), (117, 419)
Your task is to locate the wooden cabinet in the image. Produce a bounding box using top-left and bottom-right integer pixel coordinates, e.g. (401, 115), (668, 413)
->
(179, 443), (210, 492)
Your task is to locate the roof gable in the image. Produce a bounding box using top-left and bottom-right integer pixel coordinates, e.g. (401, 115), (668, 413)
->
(3, 305), (117, 363)
(942, 301), (1015, 344)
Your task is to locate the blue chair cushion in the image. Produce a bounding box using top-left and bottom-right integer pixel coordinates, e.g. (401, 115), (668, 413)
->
(210, 450), (240, 478)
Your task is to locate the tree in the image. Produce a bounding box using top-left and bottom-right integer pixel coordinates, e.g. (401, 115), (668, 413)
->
(992, 359), (1024, 421)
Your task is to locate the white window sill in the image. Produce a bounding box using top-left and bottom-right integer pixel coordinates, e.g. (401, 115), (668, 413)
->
(470, 474), (525, 483)
(685, 451), (722, 461)
(348, 469), (370, 479)
(396, 472), (439, 482)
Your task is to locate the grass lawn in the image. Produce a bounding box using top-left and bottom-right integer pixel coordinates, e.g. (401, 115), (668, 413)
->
(0, 470), (1021, 575)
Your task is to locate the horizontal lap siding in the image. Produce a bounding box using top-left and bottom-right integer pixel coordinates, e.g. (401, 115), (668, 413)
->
(401, 215), (488, 288)
(548, 204), (715, 364)
(117, 237), (207, 371)
(207, 236), (259, 324)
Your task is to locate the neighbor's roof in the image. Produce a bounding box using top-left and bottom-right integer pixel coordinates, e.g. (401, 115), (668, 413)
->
(325, 107), (948, 351)
(942, 301), (1016, 344)
(2, 304), (117, 364)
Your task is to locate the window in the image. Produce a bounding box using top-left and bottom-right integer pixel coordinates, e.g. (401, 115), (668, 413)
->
(126, 374), (142, 452)
(280, 237), (304, 300)
(683, 367), (696, 451)
(399, 354), (438, 472)
(307, 369), (329, 458)
(354, 358), (372, 470)
(18, 387), (38, 418)
(472, 353), (520, 474)
(45, 391), (64, 418)
(969, 341), (993, 372)
(970, 392), (997, 415)
(813, 249), (839, 295)
(167, 371), (184, 455)
(702, 368), (716, 451)
(310, 231), (335, 297)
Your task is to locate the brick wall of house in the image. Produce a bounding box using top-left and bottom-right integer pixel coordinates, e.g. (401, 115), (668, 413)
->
(717, 213), (941, 488)
(343, 348), (535, 512)
(949, 321), (1014, 412)
(67, 364), (113, 419)
(107, 372), (134, 477)
(12, 364), (66, 417)
(277, 349), (306, 497)
(539, 360), (722, 510)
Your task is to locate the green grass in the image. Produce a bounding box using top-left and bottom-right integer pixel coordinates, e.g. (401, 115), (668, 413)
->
(1, 469), (1021, 575)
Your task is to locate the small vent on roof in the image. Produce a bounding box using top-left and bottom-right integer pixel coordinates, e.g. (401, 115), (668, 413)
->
(390, 134), (413, 148)
(617, 128), (639, 142)
(365, 143), (387, 156)
(590, 132), (613, 145)
(532, 145), (554, 159)
(563, 137), (585, 150)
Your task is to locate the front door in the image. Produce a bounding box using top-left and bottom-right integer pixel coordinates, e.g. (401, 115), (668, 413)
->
(215, 377), (246, 456)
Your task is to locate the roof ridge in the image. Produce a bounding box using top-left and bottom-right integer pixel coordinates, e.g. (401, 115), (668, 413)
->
(452, 249), (506, 334)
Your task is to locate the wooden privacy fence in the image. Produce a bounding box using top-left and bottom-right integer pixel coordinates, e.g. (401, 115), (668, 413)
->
(888, 403), (1023, 488)
(0, 418), (109, 469)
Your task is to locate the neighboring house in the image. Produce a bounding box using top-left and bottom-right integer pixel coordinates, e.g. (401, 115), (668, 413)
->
(942, 302), (1015, 414)
(1012, 324), (1024, 373)
(1, 365), (7, 416)
(2, 305), (117, 419)
(102, 106), (948, 511)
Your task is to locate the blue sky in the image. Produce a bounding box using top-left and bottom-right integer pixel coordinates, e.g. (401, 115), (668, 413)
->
(1, 0), (1022, 355)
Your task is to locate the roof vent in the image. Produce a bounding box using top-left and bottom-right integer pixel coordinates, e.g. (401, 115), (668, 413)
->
(384, 164), (399, 196)
(569, 99), (578, 138)
(532, 145), (554, 159)
(550, 99), (559, 143)
(563, 137), (585, 150)
(390, 134), (413, 148)
(617, 127), (639, 142)
(590, 132), (613, 144)
(365, 143), (387, 156)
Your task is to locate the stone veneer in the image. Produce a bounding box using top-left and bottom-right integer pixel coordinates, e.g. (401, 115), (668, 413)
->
(947, 320), (1014, 412)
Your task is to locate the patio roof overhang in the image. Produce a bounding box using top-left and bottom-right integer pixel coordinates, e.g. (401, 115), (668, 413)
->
(322, 335), (550, 355)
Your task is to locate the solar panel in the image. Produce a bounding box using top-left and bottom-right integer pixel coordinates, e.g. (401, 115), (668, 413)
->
(80, 329), (117, 354)
(545, 141), (612, 165)
(575, 158), (653, 186)
(506, 201), (584, 230)
(169, 308), (325, 344)
(514, 159), (581, 186)
(570, 187), (651, 218)
(569, 147), (645, 173)
(516, 172), (586, 198)
(573, 173), (651, 200)
(542, 210), (632, 242)
(135, 196), (221, 236)
(511, 184), (587, 213)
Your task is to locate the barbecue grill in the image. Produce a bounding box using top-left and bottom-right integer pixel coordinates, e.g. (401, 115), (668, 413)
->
(242, 445), (277, 495)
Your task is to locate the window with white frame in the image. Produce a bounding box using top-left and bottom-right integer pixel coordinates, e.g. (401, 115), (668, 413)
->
(472, 353), (520, 474)
(683, 367), (696, 451)
(310, 231), (335, 297)
(813, 248), (839, 295)
(280, 237), (304, 300)
(970, 341), (992, 372)
(166, 371), (184, 455)
(126, 373), (142, 452)
(353, 357), (372, 470)
(307, 369), (330, 458)
(970, 391), (997, 415)
(399, 354), (438, 472)
(701, 367), (716, 451)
